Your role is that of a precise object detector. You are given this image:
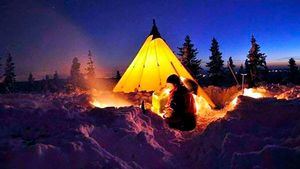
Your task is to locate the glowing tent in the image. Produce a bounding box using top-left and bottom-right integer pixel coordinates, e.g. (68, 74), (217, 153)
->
(113, 20), (216, 108)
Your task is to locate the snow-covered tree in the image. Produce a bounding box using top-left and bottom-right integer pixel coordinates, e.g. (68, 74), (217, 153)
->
(86, 50), (96, 80)
(206, 38), (224, 85)
(178, 35), (202, 80)
(246, 35), (268, 87)
(3, 53), (16, 91)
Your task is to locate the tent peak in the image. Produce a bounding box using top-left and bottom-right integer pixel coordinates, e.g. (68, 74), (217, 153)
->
(149, 19), (161, 39)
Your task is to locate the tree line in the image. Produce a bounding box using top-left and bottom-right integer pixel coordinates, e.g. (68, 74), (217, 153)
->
(177, 35), (299, 87)
(0, 36), (299, 92)
(0, 50), (96, 93)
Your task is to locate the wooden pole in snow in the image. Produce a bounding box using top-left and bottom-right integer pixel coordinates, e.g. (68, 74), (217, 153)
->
(227, 61), (239, 86)
(241, 73), (247, 94)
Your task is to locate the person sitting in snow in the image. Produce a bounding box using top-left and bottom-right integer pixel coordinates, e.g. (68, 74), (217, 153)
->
(164, 74), (197, 131)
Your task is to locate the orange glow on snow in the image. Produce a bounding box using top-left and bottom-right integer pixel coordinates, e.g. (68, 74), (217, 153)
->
(89, 89), (132, 108)
(90, 100), (109, 108)
(243, 88), (265, 98)
(151, 86), (269, 122)
(193, 94), (212, 116)
(151, 86), (212, 118)
(90, 97), (132, 108)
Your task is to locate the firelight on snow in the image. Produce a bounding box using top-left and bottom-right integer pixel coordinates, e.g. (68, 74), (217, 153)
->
(151, 86), (267, 120)
(90, 86), (267, 120)
(151, 85), (212, 118)
(243, 88), (265, 98)
(230, 88), (266, 108)
(90, 98), (132, 108)
(90, 100), (110, 108)
(89, 89), (132, 108)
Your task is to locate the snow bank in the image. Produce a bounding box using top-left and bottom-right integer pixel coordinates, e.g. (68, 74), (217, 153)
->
(175, 96), (300, 169)
(231, 145), (300, 169)
(0, 85), (300, 169)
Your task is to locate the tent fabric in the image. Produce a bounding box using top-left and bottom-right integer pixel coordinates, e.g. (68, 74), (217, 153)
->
(113, 22), (216, 108)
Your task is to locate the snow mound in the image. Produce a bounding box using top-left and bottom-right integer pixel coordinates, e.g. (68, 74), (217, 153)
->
(232, 145), (300, 169)
(0, 94), (133, 169)
(175, 96), (300, 169)
(1, 86), (300, 169)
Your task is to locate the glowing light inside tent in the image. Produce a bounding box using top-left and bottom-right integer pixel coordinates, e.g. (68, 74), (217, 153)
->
(151, 87), (172, 118)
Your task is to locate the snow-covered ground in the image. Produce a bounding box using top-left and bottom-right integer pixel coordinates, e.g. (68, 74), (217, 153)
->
(0, 86), (300, 169)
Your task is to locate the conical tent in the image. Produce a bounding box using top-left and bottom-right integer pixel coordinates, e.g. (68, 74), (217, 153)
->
(113, 20), (216, 108)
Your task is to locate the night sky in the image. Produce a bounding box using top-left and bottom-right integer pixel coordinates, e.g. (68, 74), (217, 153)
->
(1, 0), (300, 80)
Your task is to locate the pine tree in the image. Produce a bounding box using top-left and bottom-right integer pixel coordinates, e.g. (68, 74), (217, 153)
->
(206, 38), (224, 85)
(246, 35), (268, 87)
(28, 72), (34, 83)
(43, 75), (50, 92)
(177, 35), (202, 80)
(86, 50), (96, 80)
(227, 56), (236, 86)
(238, 64), (245, 75)
(228, 56), (235, 69)
(53, 71), (59, 81)
(70, 57), (82, 87)
(245, 59), (250, 73)
(116, 70), (121, 80)
(0, 56), (2, 79)
(27, 72), (34, 92)
(288, 58), (298, 83)
(288, 58), (297, 73)
(52, 71), (59, 92)
(3, 53), (16, 91)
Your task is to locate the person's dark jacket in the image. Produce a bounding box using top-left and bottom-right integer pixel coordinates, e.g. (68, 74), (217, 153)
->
(165, 85), (197, 131)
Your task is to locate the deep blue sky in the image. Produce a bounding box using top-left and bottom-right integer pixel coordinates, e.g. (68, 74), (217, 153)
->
(1, 0), (300, 80)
